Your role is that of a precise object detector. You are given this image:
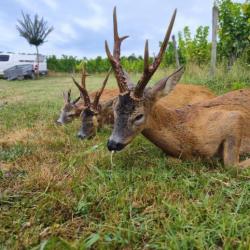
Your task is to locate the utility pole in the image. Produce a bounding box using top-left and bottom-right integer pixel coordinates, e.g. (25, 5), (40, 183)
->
(210, 3), (219, 77)
(172, 35), (180, 69)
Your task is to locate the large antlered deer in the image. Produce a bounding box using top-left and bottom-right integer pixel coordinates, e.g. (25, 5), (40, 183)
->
(106, 7), (250, 168)
(72, 8), (216, 140)
(56, 67), (119, 125)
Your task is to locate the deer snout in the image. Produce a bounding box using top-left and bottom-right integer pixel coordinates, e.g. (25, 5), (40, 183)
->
(56, 119), (63, 125)
(107, 139), (125, 151)
(77, 131), (86, 140)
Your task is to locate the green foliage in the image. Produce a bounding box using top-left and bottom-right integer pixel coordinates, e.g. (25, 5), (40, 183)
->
(16, 12), (53, 47)
(176, 26), (210, 65)
(47, 55), (146, 74)
(47, 55), (78, 73)
(217, 0), (250, 66)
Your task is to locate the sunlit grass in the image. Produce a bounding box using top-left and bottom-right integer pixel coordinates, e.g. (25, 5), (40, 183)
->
(0, 66), (250, 249)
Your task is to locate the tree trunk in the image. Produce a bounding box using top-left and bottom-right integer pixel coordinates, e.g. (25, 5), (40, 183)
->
(228, 53), (236, 70)
(35, 46), (39, 79)
(172, 35), (180, 69)
(210, 5), (219, 77)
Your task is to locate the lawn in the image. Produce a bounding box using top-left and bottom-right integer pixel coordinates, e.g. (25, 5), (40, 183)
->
(0, 69), (250, 249)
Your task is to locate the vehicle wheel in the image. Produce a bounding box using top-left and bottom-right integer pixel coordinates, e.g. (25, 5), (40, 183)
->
(30, 72), (35, 80)
(17, 75), (24, 80)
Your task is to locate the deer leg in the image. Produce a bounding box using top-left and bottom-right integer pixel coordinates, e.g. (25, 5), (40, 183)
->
(223, 135), (241, 167)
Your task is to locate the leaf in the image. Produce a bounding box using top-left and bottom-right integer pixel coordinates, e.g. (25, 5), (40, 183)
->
(83, 233), (100, 248)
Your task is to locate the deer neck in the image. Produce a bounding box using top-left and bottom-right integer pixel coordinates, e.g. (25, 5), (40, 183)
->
(141, 103), (188, 157)
(99, 99), (115, 126)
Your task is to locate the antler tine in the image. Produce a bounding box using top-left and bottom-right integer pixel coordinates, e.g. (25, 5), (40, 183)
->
(72, 96), (81, 104)
(93, 68), (112, 109)
(72, 76), (91, 106)
(144, 40), (149, 73)
(105, 6), (129, 93)
(113, 7), (129, 59)
(134, 9), (177, 98)
(67, 89), (71, 102)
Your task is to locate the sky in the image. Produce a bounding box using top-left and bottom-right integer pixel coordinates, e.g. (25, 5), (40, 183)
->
(0, 0), (245, 58)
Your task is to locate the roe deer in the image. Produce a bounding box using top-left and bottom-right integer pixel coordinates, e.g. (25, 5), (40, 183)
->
(106, 7), (250, 168)
(56, 68), (118, 125)
(72, 68), (120, 139)
(71, 9), (215, 140)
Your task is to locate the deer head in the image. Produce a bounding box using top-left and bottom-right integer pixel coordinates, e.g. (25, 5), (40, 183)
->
(72, 68), (112, 139)
(106, 7), (184, 151)
(56, 89), (81, 125)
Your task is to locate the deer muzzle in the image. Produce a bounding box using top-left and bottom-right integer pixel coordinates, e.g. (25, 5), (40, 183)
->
(107, 139), (125, 151)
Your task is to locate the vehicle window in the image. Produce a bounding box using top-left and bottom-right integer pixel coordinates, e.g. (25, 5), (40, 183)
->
(0, 55), (10, 61)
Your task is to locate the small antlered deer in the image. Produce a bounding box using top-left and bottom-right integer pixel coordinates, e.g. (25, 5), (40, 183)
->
(106, 7), (250, 168)
(72, 68), (120, 139)
(56, 68), (119, 125)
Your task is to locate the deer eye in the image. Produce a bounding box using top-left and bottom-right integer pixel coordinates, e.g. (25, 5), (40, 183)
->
(134, 114), (144, 122)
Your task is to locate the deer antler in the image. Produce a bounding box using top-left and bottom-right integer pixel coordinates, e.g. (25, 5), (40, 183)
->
(63, 89), (71, 103)
(133, 9), (177, 98)
(93, 68), (112, 109)
(72, 96), (81, 104)
(105, 7), (129, 93)
(72, 76), (91, 106)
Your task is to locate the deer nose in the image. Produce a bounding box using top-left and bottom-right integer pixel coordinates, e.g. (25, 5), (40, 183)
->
(107, 140), (125, 151)
(56, 119), (63, 125)
(77, 131), (86, 140)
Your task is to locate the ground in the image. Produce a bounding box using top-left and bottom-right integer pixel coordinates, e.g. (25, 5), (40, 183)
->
(0, 69), (250, 249)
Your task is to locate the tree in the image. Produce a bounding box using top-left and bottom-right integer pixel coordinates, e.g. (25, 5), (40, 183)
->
(216, 0), (250, 67)
(16, 12), (53, 79)
(176, 26), (210, 65)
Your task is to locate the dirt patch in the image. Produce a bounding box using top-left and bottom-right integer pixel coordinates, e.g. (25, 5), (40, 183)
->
(2, 95), (24, 104)
(0, 128), (32, 145)
(0, 162), (14, 172)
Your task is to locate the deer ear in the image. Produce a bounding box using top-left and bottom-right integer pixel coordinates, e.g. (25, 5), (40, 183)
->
(100, 98), (115, 112)
(146, 67), (184, 101)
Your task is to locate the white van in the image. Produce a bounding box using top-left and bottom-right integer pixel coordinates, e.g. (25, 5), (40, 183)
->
(0, 52), (47, 76)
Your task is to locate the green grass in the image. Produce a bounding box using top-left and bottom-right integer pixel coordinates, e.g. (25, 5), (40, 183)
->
(0, 68), (250, 250)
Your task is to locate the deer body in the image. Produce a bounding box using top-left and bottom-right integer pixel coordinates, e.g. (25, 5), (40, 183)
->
(98, 84), (215, 129)
(105, 7), (250, 168)
(142, 89), (250, 165)
(56, 66), (118, 126)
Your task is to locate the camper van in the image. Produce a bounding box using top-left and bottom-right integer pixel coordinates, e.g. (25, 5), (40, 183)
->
(0, 52), (47, 76)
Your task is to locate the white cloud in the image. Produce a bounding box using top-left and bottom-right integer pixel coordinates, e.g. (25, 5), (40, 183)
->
(60, 23), (77, 39)
(74, 0), (108, 32)
(88, 1), (103, 14)
(40, 0), (58, 10)
(48, 23), (77, 45)
(0, 15), (17, 44)
(74, 16), (107, 32)
(15, 0), (38, 13)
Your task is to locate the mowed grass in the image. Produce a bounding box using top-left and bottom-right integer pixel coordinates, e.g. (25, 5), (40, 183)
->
(0, 68), (250, 249)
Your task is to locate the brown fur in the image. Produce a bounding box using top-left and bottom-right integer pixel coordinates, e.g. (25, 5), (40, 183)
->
(157, 84), (215, 108)
(73, 89), (120, 116)
(142, 89), (250, 167)
(78, 84), (215, 139)
(100, 84), (215, 128)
